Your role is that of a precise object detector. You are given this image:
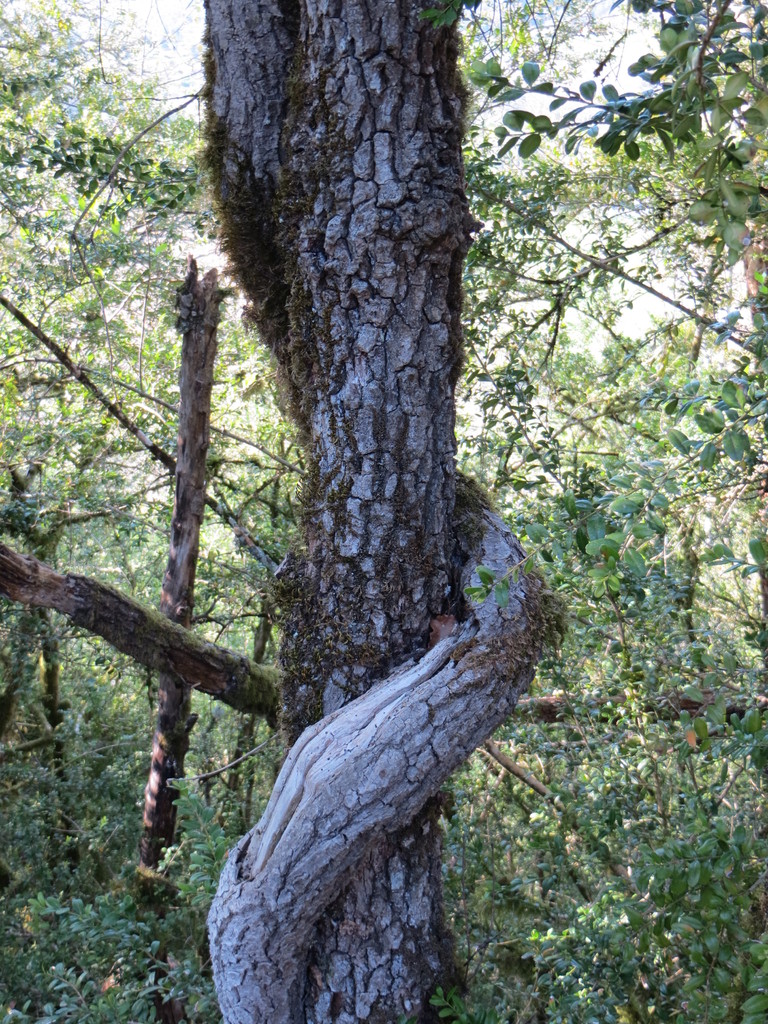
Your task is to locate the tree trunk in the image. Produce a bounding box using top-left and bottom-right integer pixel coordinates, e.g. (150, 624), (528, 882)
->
(139, 258), (223, 872)
(745, 240), (768, 679)
(204, 1), (468, 1018)
(208, 513), (543, 1023)
(203, 3), (543, 1022)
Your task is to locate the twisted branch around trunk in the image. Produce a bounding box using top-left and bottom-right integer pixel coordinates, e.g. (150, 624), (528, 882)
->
(208, 511), (543, 1023)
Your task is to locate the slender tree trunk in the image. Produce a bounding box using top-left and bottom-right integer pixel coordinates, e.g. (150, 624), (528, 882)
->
(3, 466), (75, 868)
(745, 241), (768, 680)
(139, 258), (222, 871)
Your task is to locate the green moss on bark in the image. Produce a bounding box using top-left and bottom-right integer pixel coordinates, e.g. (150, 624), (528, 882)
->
(201, 30), (291, 361)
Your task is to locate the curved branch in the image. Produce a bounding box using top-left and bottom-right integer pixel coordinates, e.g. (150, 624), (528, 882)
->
(208, 511), (543, 1023)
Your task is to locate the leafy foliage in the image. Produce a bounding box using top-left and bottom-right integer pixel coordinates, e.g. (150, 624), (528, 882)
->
(3, 1), (768, 1023)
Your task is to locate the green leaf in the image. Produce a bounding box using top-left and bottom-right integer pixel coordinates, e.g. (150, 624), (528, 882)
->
(521, 61), (540, 85)
(625, 907), (644, 928)
(655, 127), (675, 159)
(526, 522), (549, 543)
(722, 220), (749, 251)
(587, 515), (606, 541)
(720, 180), (750, 219)
(720, 380), (743, 408)
(743, 994), (768, 1013)
(699, 442), (718, 469)
(518, 133), (542, 158)
(476, 564), (495, 586)
(623, 549), (647, 577)
(722, 428), (750, 461)
(668, 428), (691, 453)
(579, 80), (596, 101)
(744, 104), (768, 126)
(610, 496), (642, 515)
(660, 26), (678, 51)
(503, 110), (527, 131)
(494, 580), (510, 608)
(749, 538), (768, 564)
(689, 199), (719, 224)
(722, 71), (749, 100)
(586, 536), (620, 559)
(694, 409), (725, 434)
(743, 708), (762, 734)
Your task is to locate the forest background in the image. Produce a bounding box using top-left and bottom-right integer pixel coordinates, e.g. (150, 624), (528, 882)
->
(2, 0), (768, 1022)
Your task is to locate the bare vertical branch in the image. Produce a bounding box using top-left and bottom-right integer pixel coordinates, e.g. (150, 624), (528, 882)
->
(139, 257), (223, 873)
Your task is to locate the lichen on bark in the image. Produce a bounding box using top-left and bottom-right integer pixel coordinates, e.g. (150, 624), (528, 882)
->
(203, 2), (540, 1022)
(205, 0), (475, 720)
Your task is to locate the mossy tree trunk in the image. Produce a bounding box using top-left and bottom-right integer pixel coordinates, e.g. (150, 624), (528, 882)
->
(203, 2), (543, 1022)
(3, 465), (65, 755)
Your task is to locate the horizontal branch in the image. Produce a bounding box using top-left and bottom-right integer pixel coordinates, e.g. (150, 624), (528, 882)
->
(0, 731), (56, 761)
(0, 542), (278, 722)
(516, 690), (768, 723)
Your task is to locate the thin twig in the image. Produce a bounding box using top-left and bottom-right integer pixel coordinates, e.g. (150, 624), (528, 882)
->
(70, 94), (199, 244)
(0, 293), (175, 471)
(0, 293), (280, 563)
(483, 739), (553, 800)
(696, 0), (733, 89)
(172, 735), (277, 784)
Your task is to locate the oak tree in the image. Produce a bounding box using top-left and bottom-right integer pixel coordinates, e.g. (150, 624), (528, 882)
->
(201, 1), (543, 1021)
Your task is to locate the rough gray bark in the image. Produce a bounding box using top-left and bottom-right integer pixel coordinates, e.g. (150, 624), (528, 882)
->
(745, 241), (768, 680)
(208, 512), (542, 1023)
(205, 0), (472, 731)
(139, 258), (222, 873)
(203, 2), (540, 1021)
